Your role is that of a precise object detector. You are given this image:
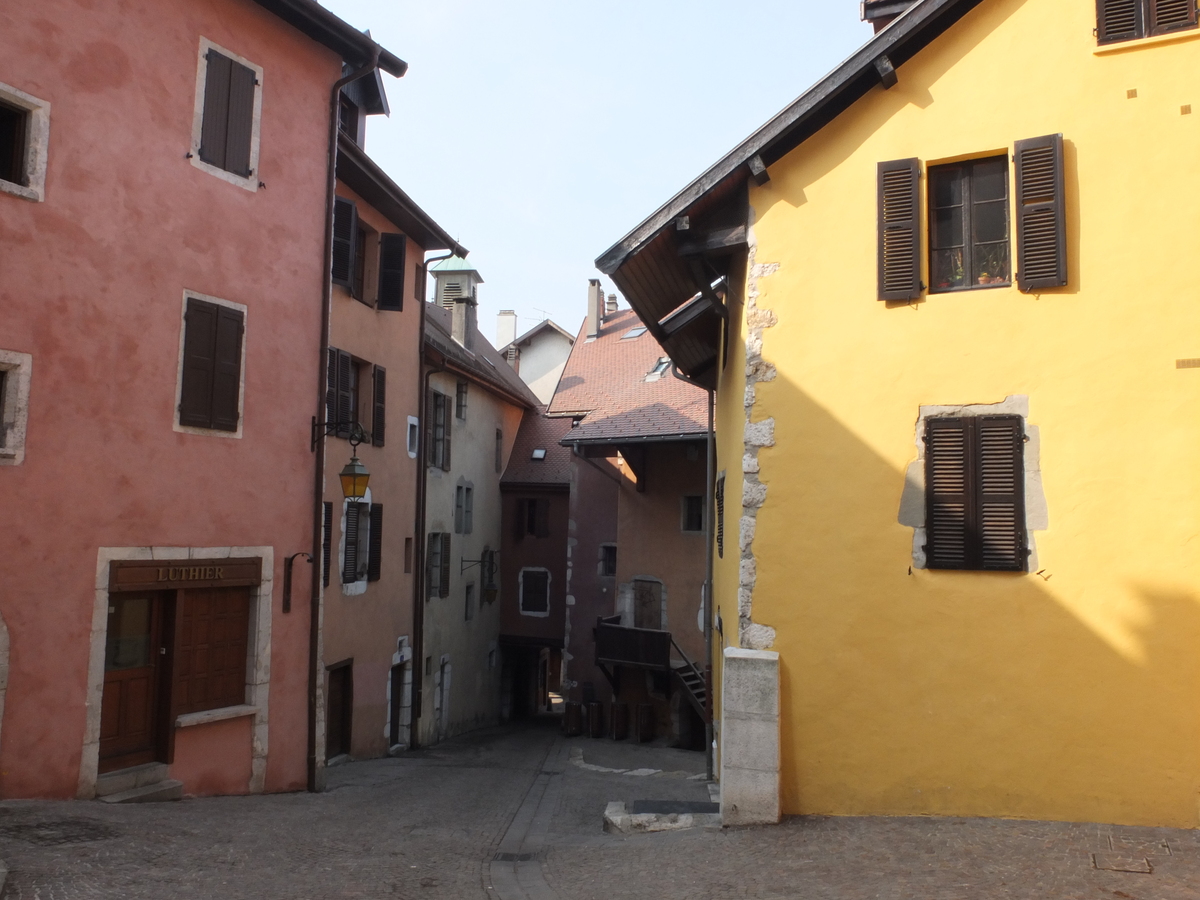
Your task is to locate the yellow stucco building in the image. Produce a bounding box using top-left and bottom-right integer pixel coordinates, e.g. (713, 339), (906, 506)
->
(598, 0), (1200, 828)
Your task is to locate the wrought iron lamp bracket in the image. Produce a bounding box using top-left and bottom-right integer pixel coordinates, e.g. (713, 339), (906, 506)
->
(311, 417), (371, 451)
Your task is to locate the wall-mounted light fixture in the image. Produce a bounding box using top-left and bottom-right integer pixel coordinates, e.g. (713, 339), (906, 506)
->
(311, 418), (372, 499)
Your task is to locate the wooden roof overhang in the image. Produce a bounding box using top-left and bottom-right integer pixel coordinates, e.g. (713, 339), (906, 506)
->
(251, 0), (407, 76)
(337, 135), (468, 257)
(595, 0), (982, 389)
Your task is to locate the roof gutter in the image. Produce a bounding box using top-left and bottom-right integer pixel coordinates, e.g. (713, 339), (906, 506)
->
(251, 0), (406, 76)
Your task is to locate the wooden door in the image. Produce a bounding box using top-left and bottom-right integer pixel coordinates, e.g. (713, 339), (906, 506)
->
(99, 593), (165, 773)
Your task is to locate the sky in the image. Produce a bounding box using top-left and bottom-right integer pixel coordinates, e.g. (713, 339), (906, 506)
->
(317, 0), (875, 347)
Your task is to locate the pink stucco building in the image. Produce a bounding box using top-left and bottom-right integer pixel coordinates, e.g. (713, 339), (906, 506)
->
(0, 0), (402, 799)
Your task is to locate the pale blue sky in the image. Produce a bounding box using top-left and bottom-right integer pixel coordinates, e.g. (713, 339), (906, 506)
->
(318, 0), (874, 344)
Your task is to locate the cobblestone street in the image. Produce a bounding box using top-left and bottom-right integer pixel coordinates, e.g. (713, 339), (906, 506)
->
(1, 720), (1198, 899)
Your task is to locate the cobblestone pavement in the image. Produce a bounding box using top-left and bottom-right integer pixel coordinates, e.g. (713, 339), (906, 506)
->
(2, 720), (1199, 899)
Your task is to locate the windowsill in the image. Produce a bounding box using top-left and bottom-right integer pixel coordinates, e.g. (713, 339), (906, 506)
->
(1094, 28), (1200, 55)
(927, 282), (1012, 295)
(0, 178), (41, 202)
(519, 608), (550, 618)
(176, 704), (257, 728)
(0, 448), (15, 459)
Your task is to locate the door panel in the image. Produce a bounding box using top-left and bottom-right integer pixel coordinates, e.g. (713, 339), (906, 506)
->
(99, 593), (163, 773)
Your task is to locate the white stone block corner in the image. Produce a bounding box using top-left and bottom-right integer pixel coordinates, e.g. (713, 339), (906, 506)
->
(720, 647), (781, 827)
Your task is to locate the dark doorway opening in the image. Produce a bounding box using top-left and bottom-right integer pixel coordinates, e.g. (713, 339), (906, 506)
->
(326, 659), (353, 759)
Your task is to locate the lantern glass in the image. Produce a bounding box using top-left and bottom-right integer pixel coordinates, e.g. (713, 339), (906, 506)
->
(339, 456), (370, 499)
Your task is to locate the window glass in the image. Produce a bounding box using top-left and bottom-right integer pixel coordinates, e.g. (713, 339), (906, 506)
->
(0, 101), (27, 186)
(682, 495), (704, 532)
(600, 544), (617, 577)
(520, 570), (549, 614)
(929, 157), (1010, 292)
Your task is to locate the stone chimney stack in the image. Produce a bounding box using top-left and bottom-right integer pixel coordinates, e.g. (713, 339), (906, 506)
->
(452, 295), (477, 351)
(586, 279), (603, 339)
(497, 310), (518, 348)
(605, 294), (618, 317)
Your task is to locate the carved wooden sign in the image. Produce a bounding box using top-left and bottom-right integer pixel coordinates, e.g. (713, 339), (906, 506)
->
(109, 557), (262, 592)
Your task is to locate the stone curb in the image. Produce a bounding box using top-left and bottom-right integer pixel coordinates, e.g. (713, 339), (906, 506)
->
(602, 801), (721, 835)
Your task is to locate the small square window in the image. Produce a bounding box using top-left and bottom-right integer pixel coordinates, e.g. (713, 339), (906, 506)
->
(682, 495), (704, 533)
(531, 448), (547, 460)
(599, 544), (617, 577)
(407, 416), (420, 459)
(456, 381), (468, 420)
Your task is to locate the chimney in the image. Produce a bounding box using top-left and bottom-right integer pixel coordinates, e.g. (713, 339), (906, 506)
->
(605, 294), (618, 317)
(497, 309), (518, 348)
(586, 279), (602, 339)
(861, 0), (913, 33)
(452, 295), (477, 351)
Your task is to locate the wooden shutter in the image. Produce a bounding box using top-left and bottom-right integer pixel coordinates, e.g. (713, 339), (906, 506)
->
(1149, 0), (1196, 34)
(426, 533), (439, 597)
(442, 396), (452, 471)
(716, 476), (725, 559)
(416, 264), (427, 303)
(335, 350), (353, 438)
(925, 418), (971, 570)
(326, 348), (338, 424)
(322, 501), (333, 587)
(180, 298), (218, 428)
(535, 499), (550, 538)
(1015, 134), (1067, 292)
(224, 59), (256, 176)
(343, 503), (360, 584)
(425, 388), (436, 465)
(199, 51), (233, 170)
(455, 486), (464, 534)
(977, 416), (1027, 571)
(372, 365), (386, 447)
(211, 306), (243, 432)
(1097, 0), (1144, 41)
(439, 533), (451, 598)
(377, 234), (406, 311)
(513, 499), (527, 542)
(464, 487), (473, 534)
(367, 503), (383, 582)
(173, 586), (250, 715)
(332, 197), (357, 288)
(877, 158), (922, 301)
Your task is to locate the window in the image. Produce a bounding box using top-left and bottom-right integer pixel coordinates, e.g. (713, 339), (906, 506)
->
(0, 81), (49, 202)
(621, 326), (647, 340)
(407, 416), (420, 459)
(192, 41), (262, 190)
(599, 544), (617, 577)
(495, 429), (503, 473)
(514, 498), (550, 540)
(519, 568), (550, 617)
(322, 501), (333, 587)
(378, 234), (406, 311)
(0, 349), (32, 465)
(877, 136), (1066, 300)
(454, 484), (474, 534)
(456, 381), (468, 419)
(338, 94), (360, 141)
(427, 532), (451, 598)
(1098, 0), (1197, 43)
(682, 495), (705, 533)
(327, 350), (384, 445)
(178, 295), (245, 434)
(367, 504), (383, 582)
(352, 225), (369, 303)
(425, 390), (452, 470)
(371, 366), (386, 448)
(342, 501), (369, 584)
(924, 415), (1027, 572)
(455, 486), (464, 534)
(332, 197), (358, 292)
(174, 586), (251, 715)
(464, 583), (475, 621)
(929, 157), (1010, 292)
(404, 537), (413, 574)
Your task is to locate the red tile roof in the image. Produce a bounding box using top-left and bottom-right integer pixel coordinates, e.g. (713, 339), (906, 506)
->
(425, 303), (540, 408)
(547, 309), (707, 443)
(501, 409), (574, 486)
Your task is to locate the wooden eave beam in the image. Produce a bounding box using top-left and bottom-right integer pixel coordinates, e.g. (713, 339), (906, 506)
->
(676, 224), (748, 258)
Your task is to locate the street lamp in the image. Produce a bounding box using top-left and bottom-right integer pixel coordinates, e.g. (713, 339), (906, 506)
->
(339, 454), (370, 500)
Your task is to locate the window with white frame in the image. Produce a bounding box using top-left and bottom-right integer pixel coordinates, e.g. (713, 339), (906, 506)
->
(191, 39), (263, 191)
(518, 568), (550, 617)
(0, 349), (33, 465)
(0, 81), (49, 203)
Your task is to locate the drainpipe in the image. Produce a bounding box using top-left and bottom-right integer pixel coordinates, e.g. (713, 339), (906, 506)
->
(309, 47), (380, 794)
(672, 364), (716, 783)
(409, 250), (455, 750)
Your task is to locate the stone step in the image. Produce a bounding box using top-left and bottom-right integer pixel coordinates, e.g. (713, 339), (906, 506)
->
(95, 763), (169, 798)
(98, 779), (183, 804)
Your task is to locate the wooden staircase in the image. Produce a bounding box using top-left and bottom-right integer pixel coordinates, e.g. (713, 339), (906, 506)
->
(670, 639), (708, 721)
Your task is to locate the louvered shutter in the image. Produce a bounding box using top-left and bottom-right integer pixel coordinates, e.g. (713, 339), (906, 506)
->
(877, 158), (922, 301)
(426, 533), (439, 597)
(1015, 134), (1067, 292)
(1097, 0), (1144, 41)
(977, 416), (1027, 571)
(1150, 0), (1197, 34)
(335, 350), (353, 438)
(925, 418), (971, 570)
(535, 499), (550, 538)
(464, 488), (473, 534)
(322, 501), (333, 587)
(455, 486), (464, 534)
(416, 264), (427, 303)
(372, 366), (386, 447)
(425, 388), (436, 465)
(211, 306), (243, 432)
(332, 198), (357, 288)
(439, 533), (451, 598)
(326, 348), (338, 425)
(514, 499), (527, 542)
(224, 60), (256, 177)
(715, 476), (725, 559)
(442, 397), (452, 471)
(200, 51), (233, 170)
(367, 504), (383, 582)
(377, 234), (406, 311)
(343, 503), (360, 583)
(180, 299), (218, 428)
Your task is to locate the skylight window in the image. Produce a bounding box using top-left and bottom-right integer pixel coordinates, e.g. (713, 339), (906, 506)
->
(622, 327), (647, 340)
(652, 358), (670, 375)
(532, 448), (547, 460)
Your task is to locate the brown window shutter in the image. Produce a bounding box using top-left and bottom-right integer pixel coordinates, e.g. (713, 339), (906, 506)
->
(210, 306), (243, 432)
(322, 501), (333, 588)
(425, 388), (435, 465)
(455, 486), (464, 534)
(173, 586), (250, 715)
(416, 264), (427, 303)
(180, 298), (218, 428)
(877, 158), (922, 301)
(535, 499), (550, 538)
(442, 398), (452, 471)
(426, 533), (438, 597)
(377, 234), (406, 311)
(1149, 0), (1196, 34)
(332, 197), (357, 288)
(977, 416), (1027, 571)
(343, 503), (360, 584)
(200, 50), (233, 170)
(439, 533), (451, 598)
(464, 487), (473, 534)
(367, 503), (383, 582)
(336, 350), (353, 438)
(1015, 134), (1067, 292)
(1097, 0), (1144, 41)
(224, 59), (256, 177)
(925, 417), (971, 570)
(716, 475), (725, 559)
(372, 365), (386, 447)
(326, 348), (338, 424)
